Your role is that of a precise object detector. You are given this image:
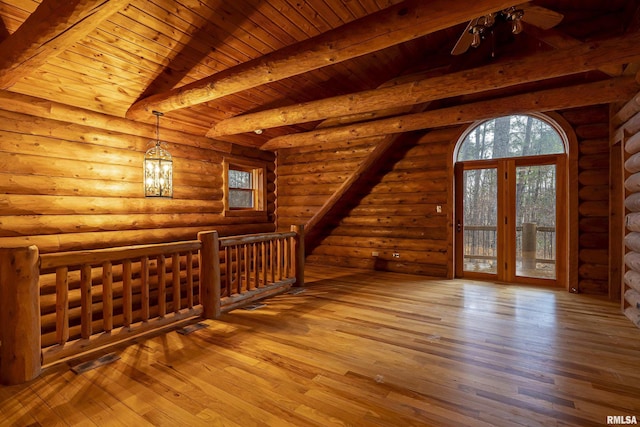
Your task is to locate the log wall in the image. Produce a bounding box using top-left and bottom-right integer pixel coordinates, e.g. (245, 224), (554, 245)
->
(618, 91), (640, 327)
(278, 108), (614, 295)
(277, 128), (456, 277)
(0, 94), (276, 254)
(559, 106), (611, 294)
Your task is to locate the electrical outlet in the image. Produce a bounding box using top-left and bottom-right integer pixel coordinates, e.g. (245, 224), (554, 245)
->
(372, 251), (379, 257)
(392, 252), (400, 259)
(436, 205), (442, 213)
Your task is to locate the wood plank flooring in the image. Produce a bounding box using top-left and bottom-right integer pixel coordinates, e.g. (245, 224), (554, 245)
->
(2, 265), (640, 426)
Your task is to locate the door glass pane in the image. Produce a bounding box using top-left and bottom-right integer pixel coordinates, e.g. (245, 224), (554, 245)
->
(515, 165), (556, 279)
(463, 168), (498, 274)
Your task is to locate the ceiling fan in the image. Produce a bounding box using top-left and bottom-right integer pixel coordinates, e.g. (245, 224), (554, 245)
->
(451, 3), (564, 55)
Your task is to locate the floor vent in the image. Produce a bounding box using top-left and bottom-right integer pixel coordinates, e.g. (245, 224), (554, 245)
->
(71, 352), (120, 374)
(241, 302), (267, 311)
(177, 322), (208, 335)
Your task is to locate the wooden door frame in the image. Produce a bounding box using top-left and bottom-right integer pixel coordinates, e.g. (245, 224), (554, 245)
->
(454, 154), (567, 286)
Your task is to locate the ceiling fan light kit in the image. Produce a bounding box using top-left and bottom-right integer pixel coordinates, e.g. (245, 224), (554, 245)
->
(470, 7), (525, 47)
(451, 3), (563, 55)
(505, 7), (526, 34)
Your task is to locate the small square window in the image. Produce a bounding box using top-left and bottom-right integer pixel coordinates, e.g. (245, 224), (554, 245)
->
(223, 159), (266, 216)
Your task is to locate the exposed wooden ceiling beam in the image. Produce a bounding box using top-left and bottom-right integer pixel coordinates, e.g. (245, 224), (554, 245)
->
(0, 0), (129, 90)
(211, 33), (640, 139)
(262, 77), (637, 150)
(524, 25), (622, 76)
(126, 0), (517, 120)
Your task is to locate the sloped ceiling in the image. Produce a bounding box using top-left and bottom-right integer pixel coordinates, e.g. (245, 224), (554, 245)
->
(0, 0), (638, 150)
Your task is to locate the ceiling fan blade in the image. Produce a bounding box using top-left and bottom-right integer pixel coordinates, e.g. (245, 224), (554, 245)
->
(451, 19), (478, 55)
(520, 5), (564, 29)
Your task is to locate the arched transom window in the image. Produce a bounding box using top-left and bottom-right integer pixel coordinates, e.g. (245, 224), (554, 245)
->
(456, 114), (565, 162)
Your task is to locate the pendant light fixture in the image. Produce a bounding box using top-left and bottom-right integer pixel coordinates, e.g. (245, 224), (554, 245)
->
(144, 111), (173, 198)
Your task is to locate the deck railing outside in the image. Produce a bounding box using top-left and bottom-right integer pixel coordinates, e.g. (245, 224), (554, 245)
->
(463, 224), (556, 265)
(0, 225), (304, 385)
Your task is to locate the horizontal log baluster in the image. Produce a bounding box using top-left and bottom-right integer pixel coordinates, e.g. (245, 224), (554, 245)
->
(42, 307), (204, 365)
(40, 241), (202, 270)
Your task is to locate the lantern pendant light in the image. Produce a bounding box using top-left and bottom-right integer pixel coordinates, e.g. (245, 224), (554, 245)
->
(144, 111), (173, 198)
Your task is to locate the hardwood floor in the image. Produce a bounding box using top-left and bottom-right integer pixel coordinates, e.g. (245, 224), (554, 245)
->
(2, 265), (640, 426)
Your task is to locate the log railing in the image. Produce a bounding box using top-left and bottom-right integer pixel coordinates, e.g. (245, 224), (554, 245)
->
(219, 225), (304, 314)
(0, 225), (304, 385)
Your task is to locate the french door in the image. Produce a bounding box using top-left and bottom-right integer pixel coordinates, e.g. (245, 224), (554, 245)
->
(455, 154), (566, 285)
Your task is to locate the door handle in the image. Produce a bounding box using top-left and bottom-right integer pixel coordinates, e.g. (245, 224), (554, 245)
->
(456, 221), (462, 233)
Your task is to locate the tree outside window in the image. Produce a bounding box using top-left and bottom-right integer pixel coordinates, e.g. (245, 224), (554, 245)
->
(228, 168), (254, 208)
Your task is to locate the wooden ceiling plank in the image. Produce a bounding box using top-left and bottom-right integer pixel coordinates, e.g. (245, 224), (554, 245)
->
(126, 0), (518, 119)
(52, 50), (151, 87)
(243, 1), (311, 42)
(176, 0), (274, 55)
(129, 1), (338, 94)
(98, 14), (235, 87)
(280, 0), (330, 35)
(224, 3), (297, 48)
(262, 77), (638, 150)
(28, 65), (141, 94)
(342, 0), (369, 17)
(0, 0), (130, 90)
(106, 13), (200, 59)
(68, 42), (169, 84)
(215, 32), (640, 138)
(319, 0), (357, 22)
(302, 0), (348, 29)
(158, 0), (268, 62)
(121, 3), (252, 67)
(187, 1), (282, 53)
(0, 3), (31, 33)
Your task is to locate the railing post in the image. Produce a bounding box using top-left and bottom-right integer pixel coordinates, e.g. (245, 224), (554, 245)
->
(522, 222), (537, 270)
(0, 245), (42, 385)
(198, 231), (221, 319)
(291, 225), (305, 287)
